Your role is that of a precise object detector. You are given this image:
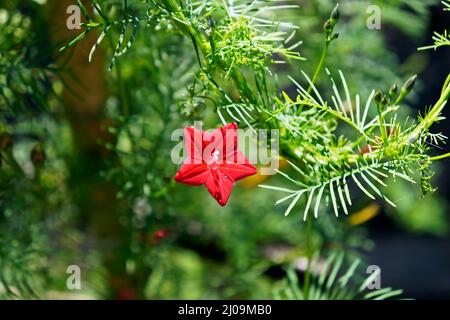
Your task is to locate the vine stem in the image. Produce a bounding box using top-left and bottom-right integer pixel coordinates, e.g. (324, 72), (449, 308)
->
(303, 213), (313, 299)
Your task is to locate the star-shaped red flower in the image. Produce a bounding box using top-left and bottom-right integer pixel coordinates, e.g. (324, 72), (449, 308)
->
(174, 123), (257, 206)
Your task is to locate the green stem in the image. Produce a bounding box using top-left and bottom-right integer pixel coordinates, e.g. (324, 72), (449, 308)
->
(376, 103), (387, 142)
(232, 69), (260, 105)
(161, 0), (209, 54)
(303, 214), (313, 300)
(405, 77), (450, 145)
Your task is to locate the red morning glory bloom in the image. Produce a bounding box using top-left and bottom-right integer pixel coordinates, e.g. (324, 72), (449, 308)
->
(174, 123), (257, 206)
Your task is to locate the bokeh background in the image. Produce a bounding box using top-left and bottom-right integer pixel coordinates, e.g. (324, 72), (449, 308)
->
(0, 0), (449, 299)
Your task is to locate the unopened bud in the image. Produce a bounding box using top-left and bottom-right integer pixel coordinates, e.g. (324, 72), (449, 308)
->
(389, 83), (398, 99)
(374, 91), (383, 105)
(403, 75), (417, 93)
(394, 75), (418, 105)
(324, 20), (332, 33)
(330, 3), (340, 25)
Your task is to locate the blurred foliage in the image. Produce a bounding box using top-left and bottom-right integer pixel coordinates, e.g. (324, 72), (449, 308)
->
(275, 252), (403, 300)
(0, 0), (448, 299)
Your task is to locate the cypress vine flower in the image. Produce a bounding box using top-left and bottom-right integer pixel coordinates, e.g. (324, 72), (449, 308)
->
(175, 123), (257, 206)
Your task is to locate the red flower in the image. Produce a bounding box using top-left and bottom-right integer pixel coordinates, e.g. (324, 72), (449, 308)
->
(175, 123), (257, 206)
